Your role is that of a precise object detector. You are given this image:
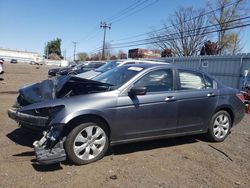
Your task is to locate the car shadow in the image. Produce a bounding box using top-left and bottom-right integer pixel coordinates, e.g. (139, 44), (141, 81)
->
(31, 163), (63, 171)
(6, 127), (42, 147)
(107, 135), (199, 156)
(7, 127), (204, 171)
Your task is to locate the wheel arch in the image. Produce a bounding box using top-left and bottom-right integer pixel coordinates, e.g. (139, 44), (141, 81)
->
(214, 105), (235, 125)
(62, 114), (111, 137)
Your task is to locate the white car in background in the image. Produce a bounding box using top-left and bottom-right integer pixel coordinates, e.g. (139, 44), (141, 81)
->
(0, 58), (4, 74)
(76, 59), (166, 79)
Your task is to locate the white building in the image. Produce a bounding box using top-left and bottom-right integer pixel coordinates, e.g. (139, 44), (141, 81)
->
(0, 48), (43, 63)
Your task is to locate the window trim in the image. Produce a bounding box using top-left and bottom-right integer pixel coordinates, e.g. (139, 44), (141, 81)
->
(202, 74), (218, 90)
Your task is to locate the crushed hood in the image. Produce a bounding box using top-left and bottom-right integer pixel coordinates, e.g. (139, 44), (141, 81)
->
(18, 76), (112, 105)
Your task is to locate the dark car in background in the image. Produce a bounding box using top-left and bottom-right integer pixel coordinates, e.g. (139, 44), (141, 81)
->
(10, 59), (18, 64)
(8, 63), (245, 165)
(57, 61), (105, 76)
(48, 64), (77, 77)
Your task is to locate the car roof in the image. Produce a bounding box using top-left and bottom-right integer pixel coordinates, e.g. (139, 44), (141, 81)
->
(120, 63), (210, 75)
(120, 63), (173, 69)
(120, 59), (167, 64)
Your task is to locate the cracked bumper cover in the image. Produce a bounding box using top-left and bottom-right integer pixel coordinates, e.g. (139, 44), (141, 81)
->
(8, 108), (49, 130)
(34, 141), (66, 165)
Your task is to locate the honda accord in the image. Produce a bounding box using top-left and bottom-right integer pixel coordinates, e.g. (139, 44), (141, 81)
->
(8, 63), (245, 165)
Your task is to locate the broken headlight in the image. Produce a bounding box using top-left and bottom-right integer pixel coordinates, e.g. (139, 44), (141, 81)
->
(25, 105), (65, 118)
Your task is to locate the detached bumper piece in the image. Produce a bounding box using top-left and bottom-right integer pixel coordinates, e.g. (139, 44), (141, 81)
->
(8, 108), (48, 130)
(34, 141), (66, 165)
(33, 128), (66, 165)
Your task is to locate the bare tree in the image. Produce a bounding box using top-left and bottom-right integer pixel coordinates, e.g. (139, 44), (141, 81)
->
(206, 0), (246, 54)
(149, 7), (208, 56)
(117, 50), (127, 59)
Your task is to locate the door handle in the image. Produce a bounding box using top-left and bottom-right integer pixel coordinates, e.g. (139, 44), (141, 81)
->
(207, 92), (216, 97)
(165, 96), (176, 102)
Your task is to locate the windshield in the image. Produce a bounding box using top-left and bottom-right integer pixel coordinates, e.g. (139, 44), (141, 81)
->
(93, 66), (144, 89)
(95, 61), (122, 73)
(83, 63), (104, 68)
(73, 63), (85, 69)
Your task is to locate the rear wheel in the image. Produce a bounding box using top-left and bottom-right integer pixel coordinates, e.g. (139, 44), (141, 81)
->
(65, 122), (109, 165)
(206, 110), (232, 142)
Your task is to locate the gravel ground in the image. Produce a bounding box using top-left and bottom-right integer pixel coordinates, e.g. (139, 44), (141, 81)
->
(0, 63), (249, 188)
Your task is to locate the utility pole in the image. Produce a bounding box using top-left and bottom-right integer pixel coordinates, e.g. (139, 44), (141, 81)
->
(45, 42), (49, 59)
(63, 50), (66, 60)
(100, 21), (111, 60)
(72, 41), (79, 61)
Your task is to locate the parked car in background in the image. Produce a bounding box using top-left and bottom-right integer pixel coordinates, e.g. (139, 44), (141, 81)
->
(30, 61), (37, 65)
(10, 59), (18, 64)
(8, 63), (245, 165)
(57, 61), (105, 76)
(48, 64), (77, 77)
(0, 58), (4, 74)
(76, 59), (165, 79)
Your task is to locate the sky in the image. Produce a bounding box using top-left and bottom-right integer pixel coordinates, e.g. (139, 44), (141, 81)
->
(0, 0), (250, 60)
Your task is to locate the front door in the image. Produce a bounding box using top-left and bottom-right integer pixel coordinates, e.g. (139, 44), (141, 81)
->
(112, 68), (179, 141)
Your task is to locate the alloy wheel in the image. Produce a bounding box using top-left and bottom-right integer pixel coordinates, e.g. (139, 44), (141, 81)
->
(73, 125), (107, 160)
(213, 114), (230, 139)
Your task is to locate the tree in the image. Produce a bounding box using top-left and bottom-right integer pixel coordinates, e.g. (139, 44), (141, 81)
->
(149, 7), (208, 56)
(48, 53), (61, 60)
(118, 50), (127, 59)
(90, 52), (102, 61)
(200, 40), (220, 55)
(161, 49), (172, 57)
(206, 0), (246, 54)
(110, 55), (118, 60)
(45, 38), (63, 59)
(77, 52), (89, 61)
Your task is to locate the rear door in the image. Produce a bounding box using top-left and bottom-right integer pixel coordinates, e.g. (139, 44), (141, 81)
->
(175, 69), (219, 133)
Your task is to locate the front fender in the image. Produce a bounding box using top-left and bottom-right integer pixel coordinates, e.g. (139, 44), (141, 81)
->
(49, 109), (111, 126)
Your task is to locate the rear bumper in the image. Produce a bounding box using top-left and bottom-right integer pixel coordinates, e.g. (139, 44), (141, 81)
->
(8, 108), (49, 131)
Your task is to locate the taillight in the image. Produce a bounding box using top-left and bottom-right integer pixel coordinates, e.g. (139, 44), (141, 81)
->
(236, 93), (245, 103)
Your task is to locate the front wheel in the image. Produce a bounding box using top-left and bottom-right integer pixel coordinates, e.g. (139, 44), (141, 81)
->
(65, 122), (109, 165)
(206, 111), (232, 142)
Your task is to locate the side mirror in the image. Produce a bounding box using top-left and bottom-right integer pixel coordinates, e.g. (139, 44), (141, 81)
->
(128, 87), (147, 96)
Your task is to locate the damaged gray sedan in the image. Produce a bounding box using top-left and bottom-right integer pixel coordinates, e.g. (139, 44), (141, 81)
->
(8, 64), (245, 165)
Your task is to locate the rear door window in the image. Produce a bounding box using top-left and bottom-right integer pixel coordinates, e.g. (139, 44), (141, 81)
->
(178, 70), (205, 90)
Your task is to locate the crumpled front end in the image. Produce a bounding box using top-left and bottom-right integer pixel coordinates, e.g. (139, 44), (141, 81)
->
(33, 126), (66, 164)
(8, 104), (65, 131)
(8, 108), (49, 131)
(8, 75), (113, 164)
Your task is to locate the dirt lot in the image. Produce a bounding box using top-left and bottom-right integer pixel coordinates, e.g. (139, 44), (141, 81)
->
(0, 63), (249, 188)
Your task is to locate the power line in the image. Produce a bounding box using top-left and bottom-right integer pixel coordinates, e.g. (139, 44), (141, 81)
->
(107, 20), (250, 49)
(109, 0), (158, 24)
(89, 0), (245, 54)
(110, 15), (250, 47)
(71, 0), (151, 46)
(109, 0), (244, 42)
(105, 0), (146, 22)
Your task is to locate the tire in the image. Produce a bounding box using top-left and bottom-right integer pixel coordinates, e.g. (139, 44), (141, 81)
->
(65, 122), (109, 165)
(206, 110), (232, 142)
